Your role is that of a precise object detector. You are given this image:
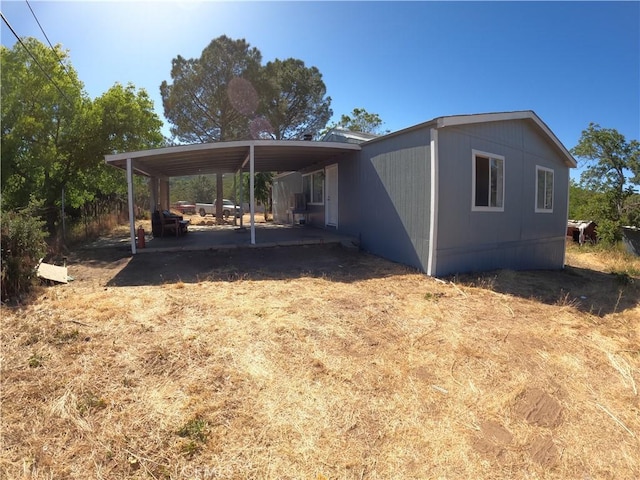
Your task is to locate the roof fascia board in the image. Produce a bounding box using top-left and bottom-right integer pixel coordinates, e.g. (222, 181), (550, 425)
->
(436, 111), (577, 168)
(104, 141), (245, 163)
(105, 139), (361, 163)
(364, 119), (438, 145)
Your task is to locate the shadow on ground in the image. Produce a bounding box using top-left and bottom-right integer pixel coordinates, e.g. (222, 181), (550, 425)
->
(451, 266), (639, 317)
(69, 239), (638, 316)
(103, 244), (406, 287)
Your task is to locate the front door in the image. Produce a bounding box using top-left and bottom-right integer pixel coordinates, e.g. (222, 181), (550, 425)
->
(325, 164), (338, 227)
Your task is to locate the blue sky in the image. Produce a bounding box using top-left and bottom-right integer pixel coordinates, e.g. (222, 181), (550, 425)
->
(2, 1), (638, 180)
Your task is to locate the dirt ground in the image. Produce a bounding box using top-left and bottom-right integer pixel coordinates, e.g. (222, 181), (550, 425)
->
(1, 235), (639, 479)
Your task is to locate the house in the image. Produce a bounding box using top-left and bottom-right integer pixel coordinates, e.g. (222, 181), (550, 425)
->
(105, 110), (576, 276)
(272, 110), (576, 276)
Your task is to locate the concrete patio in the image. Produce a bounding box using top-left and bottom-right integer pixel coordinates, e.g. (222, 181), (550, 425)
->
(137, 222), (359, 254)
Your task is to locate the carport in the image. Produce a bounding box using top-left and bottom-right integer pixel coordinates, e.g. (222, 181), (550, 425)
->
(104, 140), (361, 254)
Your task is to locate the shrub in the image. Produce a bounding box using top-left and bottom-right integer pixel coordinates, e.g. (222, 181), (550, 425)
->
(1, 199), (49, 302)
(595, 218), (622, 246)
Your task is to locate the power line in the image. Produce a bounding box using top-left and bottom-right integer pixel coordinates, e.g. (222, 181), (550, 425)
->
(24, 0), (74, 81)
(0, 10), (74, 106)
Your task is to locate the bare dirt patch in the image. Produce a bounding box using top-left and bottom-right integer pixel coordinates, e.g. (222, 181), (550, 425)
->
(515, 388), (563, 428)
(1, 239), (639, 479)
(529, 435), (560, 468)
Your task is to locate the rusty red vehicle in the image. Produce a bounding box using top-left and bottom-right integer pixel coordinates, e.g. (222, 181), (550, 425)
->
(172, 201), (196, 215)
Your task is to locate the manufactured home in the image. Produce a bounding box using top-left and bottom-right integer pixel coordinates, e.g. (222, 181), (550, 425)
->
(105, 110), (576, 276)
(272, 111), (576, 276)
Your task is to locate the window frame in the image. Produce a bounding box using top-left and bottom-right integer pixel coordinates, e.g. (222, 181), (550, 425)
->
(471, 149), (505, 212)
(535, 165), (554, 213)
(302, 169), (325, 206)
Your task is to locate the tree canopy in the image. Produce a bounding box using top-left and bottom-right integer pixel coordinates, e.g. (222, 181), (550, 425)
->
(160, 36), (332, 143)
(330, 107), (387, 135)
(571, 124), (640, 221)
(160, 35), (262, 143)
(1, 38), (164, 232)
(259, 58), (332, 140)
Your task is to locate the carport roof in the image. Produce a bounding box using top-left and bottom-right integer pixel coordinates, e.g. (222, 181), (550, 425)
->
(104, 140), (362, 178)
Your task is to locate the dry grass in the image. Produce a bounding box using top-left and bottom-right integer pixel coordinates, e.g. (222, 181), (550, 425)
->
(1, 241), (639, 479)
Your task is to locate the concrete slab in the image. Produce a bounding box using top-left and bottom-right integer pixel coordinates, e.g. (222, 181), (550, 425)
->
(135, 223), (358, 255)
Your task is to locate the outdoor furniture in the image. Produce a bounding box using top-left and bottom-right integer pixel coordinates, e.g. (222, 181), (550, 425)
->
(153, 210), (189, 237)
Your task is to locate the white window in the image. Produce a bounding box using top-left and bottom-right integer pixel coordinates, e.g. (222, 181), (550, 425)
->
(535, 166), (554, 213)
(302, 170), (325, 205)
(472, 150), (505, 211)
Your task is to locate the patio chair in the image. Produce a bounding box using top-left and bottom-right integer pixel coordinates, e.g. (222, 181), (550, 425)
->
(155, 210), (189, 237)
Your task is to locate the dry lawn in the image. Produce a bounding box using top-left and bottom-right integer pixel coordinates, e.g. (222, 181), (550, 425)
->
(1, 239), (639, 479)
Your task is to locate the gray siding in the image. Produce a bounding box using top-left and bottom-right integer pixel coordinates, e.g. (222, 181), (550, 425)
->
(359, 127), (432, 271)
(272, 157), (361, 236)
(335, 157), (361, 237)
(434, 119), (569, 275)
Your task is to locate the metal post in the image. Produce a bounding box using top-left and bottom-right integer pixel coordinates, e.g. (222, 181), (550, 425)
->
(61, 188), (66, 242)
(250, 144), (255, 244)
(127, 158), (137, 254)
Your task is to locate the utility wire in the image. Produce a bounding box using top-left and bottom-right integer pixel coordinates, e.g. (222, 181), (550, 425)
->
(25, 0), (73, 79)
(1, 10), (74, 106)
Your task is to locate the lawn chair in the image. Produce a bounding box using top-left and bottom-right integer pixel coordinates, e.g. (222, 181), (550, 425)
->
(154, 210), (189, 237)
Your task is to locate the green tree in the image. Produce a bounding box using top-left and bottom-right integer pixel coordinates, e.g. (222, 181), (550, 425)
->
(241, 172), (273, 221)
(258, 58), (332, 140)
(571, 123), (640, 223)
(1, 39), (164, 234)
(330, 107), (387, 135)
(568, 180), (609, 220)
(160, 35), (262, 143)
(1, 38), (87, 230)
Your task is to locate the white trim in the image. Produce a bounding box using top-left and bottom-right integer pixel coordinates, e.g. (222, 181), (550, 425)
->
(427, 129), (439, 276)
(471, 149), (505, 212)
(535, 165), (554, 213)
(325, 164), (339, 227)
(249, 144), (255, 245)
(126, 158), (137, 254)
(105, 139), (361, 163)
(563, 174), (570, 268)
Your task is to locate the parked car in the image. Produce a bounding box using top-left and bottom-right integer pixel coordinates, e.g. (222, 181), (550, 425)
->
(196, 199), (241, 218)
(172, 201), (196, 215)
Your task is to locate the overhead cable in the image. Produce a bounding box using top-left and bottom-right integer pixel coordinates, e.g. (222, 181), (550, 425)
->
(25, 0), (75, 81)
(0, 10), (74, 106)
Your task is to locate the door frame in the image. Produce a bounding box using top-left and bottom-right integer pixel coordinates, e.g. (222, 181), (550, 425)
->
(325, 163), (338, 227)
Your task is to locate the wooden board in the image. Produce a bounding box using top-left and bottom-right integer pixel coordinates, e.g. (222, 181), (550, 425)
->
(37, 262), (68, 284)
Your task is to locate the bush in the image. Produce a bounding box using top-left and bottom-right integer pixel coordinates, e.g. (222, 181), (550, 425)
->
(595, 218), (622, 246)
(1, 200), (49, 302)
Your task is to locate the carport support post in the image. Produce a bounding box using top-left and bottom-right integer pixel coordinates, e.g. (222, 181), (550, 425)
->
(250, 144), (255, 244)
(127, 158), (137, 254)
(239, 169), (244, 228)
(233, 173), (237, 226)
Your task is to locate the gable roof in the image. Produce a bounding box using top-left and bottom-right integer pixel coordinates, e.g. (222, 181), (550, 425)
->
(105, 111), (575, 179)
(370, 110), (577, 168)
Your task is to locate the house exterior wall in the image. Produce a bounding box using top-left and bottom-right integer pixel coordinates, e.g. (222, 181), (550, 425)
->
(333, 157), (361, 237)
(272, 158), (361, 237)
(358, 127), (432, 271)
(434, 119), (569, 276)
